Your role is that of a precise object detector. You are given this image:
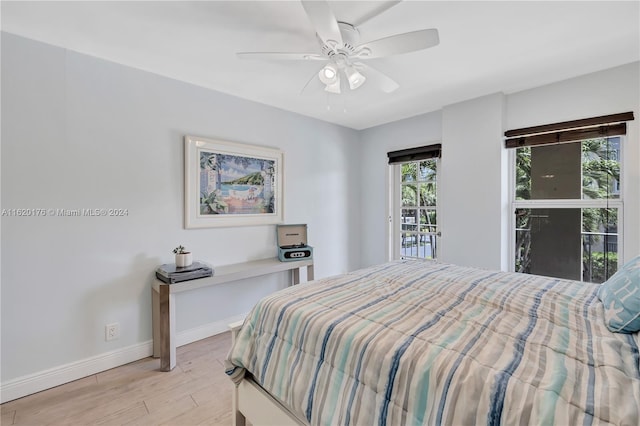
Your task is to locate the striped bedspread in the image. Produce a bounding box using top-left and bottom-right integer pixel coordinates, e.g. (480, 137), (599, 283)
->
(226, 260), (640, 425)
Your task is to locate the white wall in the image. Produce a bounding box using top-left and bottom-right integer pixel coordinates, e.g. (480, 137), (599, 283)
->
(0, 33), (361, 398)
(440, 93), (508, 270)
(359, 62), (640, 269)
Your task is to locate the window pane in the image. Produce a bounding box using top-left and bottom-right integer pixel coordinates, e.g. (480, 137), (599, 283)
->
(402, 163), (417, 182)
(402, 184), (417, 207)
(401, 209), (418, 225)
(514, 207), (619, 283)
(420, 234), (437, 259)
(582, 208), (618, 283)
(419, 160), (437, 181)
(420, 183), (436, 206)
(515, 208), (581, 280)
(429, 236), (437, 259)
(532, 144), (582, 199)
(401, 233), (436, 259)
(420, 224), (437, 234)
(515, 148), (531, 200)
(402, 232), (418, 257)
(582, 138), (620, 200)
(515, 209), (531, 273)
(419, 209), (437, 229)
(515, 138), (620, 201)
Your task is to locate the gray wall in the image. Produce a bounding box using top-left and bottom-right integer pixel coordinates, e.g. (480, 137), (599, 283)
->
(439, 93), (508, 270)
(1, 33), (361, 389)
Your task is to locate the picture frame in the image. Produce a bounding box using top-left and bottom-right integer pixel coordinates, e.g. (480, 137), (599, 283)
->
(184, 135), (284, 228)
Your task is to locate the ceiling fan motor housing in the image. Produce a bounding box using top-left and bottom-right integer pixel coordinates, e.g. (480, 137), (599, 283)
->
(319, 22), (360, 62)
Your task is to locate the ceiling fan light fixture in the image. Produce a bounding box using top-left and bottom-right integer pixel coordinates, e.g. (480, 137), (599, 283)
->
(319, 63), (338, 85)
(324, 74), (341, 94)
(345, 66), (366, 90)
(323, 67), (336, 79)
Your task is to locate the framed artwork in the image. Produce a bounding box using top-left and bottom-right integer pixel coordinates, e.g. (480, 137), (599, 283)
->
(184, 135), (284, 228)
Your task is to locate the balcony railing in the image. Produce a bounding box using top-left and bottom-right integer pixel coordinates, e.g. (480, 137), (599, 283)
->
(515, 229), (618, 283)
(582, 232), (618, 283)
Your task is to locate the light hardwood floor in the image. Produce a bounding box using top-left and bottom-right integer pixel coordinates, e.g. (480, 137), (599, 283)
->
(1, 332), (235, 425)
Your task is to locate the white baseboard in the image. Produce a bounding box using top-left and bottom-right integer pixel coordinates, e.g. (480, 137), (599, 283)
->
(0, 313), (247, 403)
(0, 341), (153, 404)
(176, 313), (247, 347)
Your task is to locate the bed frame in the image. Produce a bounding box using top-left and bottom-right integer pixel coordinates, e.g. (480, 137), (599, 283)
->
(230, 322), (307, 426)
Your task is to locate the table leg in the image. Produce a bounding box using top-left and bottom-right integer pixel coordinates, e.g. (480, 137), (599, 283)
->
(159, 284), (176, 371)
(307, 264), (315, 281)
(152, 287), (160, 358)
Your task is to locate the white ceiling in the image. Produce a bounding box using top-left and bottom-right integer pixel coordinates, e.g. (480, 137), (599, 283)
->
(2, 1), (639, 130)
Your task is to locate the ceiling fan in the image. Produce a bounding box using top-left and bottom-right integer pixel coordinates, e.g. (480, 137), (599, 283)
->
(237, 0), (439, 95)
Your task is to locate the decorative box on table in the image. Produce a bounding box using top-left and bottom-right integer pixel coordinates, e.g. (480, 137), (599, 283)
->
(277, 224), (313, 262)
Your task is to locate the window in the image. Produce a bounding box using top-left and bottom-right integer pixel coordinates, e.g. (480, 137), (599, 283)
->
(388, 144), (440, 260)
(507, 112), (633, 283)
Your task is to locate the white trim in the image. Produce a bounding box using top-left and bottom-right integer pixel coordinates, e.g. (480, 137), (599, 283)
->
(388, 164), (400, 261)
(513, 199), (623, 209)
(618, 136), (625, 266)
(617, 206), (624, 267)
(0, 341), (152, 404)
(508, 149), (517, 272)
(0, 314), (248, 403)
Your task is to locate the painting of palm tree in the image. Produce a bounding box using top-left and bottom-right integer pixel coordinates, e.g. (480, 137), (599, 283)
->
(185, 136), (283, 228)
(200, 151), (276, 215)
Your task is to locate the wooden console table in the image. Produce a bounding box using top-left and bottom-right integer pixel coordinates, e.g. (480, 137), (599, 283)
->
(151, 257), (314, 371)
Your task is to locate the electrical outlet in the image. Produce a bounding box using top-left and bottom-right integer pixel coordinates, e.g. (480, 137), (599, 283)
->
(105, 323), (120, 341)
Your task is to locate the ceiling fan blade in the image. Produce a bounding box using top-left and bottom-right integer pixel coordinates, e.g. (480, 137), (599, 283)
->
(351, 1), (402, 27)
(300, 65), (330, 95)
(354, 63), (399, 93)
(237, 52), (325, 61)
(357, 29), (439, 59)
(300, 0), (343, 48)
(300, 71), (320, 95)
